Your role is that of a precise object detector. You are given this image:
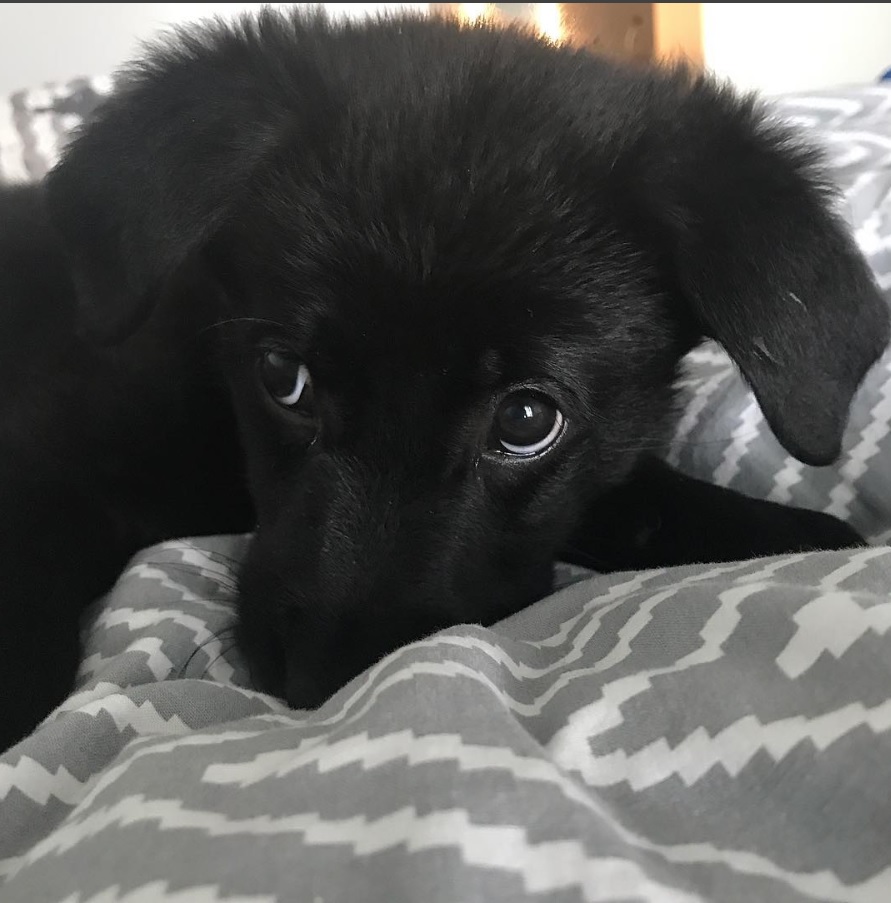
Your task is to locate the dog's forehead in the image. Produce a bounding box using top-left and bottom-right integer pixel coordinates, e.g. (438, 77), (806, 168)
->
(231, 39), (662, 393)
(243, 113), (627, 341)
(300, 276), (581, 382)
(239, 160), (652, 399)
(241, 40), (617, 266)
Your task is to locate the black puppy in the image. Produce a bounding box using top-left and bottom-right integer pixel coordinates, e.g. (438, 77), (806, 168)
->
(0, 10), (886, 751)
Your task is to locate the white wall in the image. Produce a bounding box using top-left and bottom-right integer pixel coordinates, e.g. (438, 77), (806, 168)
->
(0, 3), (427, 95)
(702, 3), (891, 95)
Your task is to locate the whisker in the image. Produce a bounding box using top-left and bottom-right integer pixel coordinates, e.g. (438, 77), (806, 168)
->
(559, 545), (611, 571)
(151, 562), (240, 589)
(178, 626), (238, 678)
(602, 429), (769, 456)
(200, 316), (291, 336)
(203, 643), (239, 677)
(157, 539), (248, 562)
(155, 545), (248, 569)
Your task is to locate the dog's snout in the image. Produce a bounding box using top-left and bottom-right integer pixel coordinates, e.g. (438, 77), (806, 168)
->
(238, 449), (555, 708)
(281, 603), (449, 710)
(295, 454), (408, 584)
(284, 656), (338, 711)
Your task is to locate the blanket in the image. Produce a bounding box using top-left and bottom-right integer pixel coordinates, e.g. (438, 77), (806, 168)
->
(3, 538), (891, 902)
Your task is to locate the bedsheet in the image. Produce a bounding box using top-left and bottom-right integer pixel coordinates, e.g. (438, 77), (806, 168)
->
(3, 538), (891, 902)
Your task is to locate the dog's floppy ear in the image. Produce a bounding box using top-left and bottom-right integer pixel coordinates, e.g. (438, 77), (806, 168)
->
(45, 12), (326, 344)
(642, 73), (889, 466)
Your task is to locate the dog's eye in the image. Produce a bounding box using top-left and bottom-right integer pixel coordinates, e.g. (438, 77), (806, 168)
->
(490, 392), (564, 457)
(259, 351), (314, 411)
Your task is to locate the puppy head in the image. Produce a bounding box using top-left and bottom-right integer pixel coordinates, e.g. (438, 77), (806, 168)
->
(46, 11), (888, 705)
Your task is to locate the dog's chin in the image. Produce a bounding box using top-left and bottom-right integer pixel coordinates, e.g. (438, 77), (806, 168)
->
(235, 558), (556, 710)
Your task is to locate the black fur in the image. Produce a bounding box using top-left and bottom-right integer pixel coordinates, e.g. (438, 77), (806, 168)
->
(0, 10), (886, 750)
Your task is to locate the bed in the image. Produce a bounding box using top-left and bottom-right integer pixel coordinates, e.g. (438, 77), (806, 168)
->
(1, 79), (890, 903)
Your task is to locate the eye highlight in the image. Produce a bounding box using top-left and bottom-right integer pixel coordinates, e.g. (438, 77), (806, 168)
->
(489, 392), (564, 457)
(258, 350), (314, 413)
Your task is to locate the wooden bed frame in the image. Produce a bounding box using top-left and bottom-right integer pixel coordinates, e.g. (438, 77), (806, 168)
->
(429, 3), (703, 67)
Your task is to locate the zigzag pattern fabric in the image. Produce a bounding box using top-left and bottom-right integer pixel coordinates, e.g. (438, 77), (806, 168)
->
(2, 539), (891, 901)
(2, 80), (891, 902)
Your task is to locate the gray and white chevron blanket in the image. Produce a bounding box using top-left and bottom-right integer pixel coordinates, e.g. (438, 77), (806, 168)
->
(2, 81), (891, 903)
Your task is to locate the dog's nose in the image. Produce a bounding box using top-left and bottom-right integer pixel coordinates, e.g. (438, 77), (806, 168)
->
(284, 651), (366, 711)
(284, 672), (334, 711)
(280, 603), (449, 712)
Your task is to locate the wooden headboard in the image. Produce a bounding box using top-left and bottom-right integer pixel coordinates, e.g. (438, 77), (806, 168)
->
(429, 3), (703, 67)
